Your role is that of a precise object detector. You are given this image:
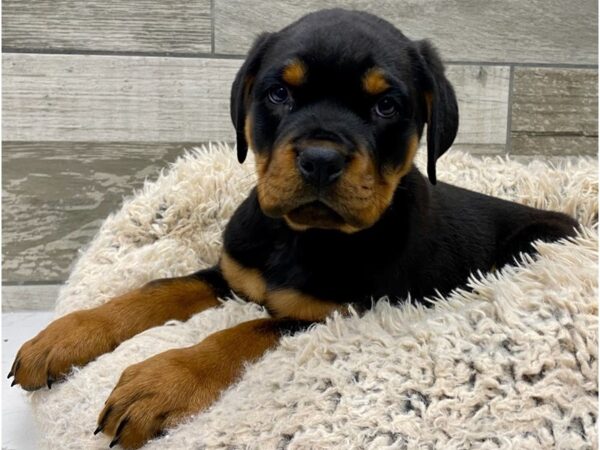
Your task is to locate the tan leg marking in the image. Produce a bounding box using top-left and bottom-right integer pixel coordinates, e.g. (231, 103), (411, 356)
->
(98, 318), (288, 448)
(266, 289), (346, 321)
(9, 276), (220, 391)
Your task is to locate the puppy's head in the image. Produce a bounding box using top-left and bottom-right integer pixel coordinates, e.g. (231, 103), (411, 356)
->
(231, 9), (458, 232)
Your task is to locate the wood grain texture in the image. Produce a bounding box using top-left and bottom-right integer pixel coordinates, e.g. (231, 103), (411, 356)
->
(448, 65), (509, 152)
(214, 0), (598, 64)
(2, 285), (61, 311)
(2, 142), (198, 283)
(3, 54), (508, 152)
(3, 54), (240, 142)
(2, 0), (212, 53)
(511, 68), (598, 155)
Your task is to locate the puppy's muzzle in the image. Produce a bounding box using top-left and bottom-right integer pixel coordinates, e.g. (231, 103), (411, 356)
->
(297, 147), (346, 188)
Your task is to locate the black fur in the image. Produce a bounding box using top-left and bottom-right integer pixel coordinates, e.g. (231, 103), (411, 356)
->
(226, 9), (578, 307)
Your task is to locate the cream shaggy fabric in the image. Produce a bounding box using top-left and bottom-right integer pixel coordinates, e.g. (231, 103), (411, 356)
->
(29, 144), (598, 449)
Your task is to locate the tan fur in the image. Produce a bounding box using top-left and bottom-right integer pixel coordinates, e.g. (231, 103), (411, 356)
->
(357, 134), (419, 227)
(424, 91), (433, 120)
(331, 135), (419, 231)
(256, 141), (305, 216)
(256, 134), (420, 233)
(10, 276), (220, 391)
(266, 289), (346, 321)
(98, 318), (283, 448)
(220, 251), (267, 303)
(282, 59), (307, 86)
(220, 253), (344, 321)
(244, 111), (254, 150)
(395, 133), (419, 178)
(362, 67), (389, 95)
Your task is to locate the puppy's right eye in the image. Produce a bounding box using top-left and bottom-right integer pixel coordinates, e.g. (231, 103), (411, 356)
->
(267, 85), (290, 104)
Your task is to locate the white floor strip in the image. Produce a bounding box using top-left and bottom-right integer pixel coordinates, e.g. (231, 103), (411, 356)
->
(2, 312), (54, 450)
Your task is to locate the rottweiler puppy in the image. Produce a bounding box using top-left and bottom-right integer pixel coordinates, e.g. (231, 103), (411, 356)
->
(10, 9), (578, 449)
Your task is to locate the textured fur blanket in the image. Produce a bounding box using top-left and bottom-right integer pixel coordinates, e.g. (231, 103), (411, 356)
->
(30, 145), (598, 449)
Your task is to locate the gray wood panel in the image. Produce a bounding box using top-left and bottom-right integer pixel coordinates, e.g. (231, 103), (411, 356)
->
(2, 0), (212, 54)
(3, 54), (509, 151)
(2, 284), (60, 311)
(448, 65), (509, 153)
(2, 142), (197, 283)
(3, 54), (240, 142)
(511, 68), (598, 155)
(214, 0), (598, 64)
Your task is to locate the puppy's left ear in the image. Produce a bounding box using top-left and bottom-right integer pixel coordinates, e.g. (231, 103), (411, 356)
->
(411, 40), (459, 184)
(230, 32), (275, 163)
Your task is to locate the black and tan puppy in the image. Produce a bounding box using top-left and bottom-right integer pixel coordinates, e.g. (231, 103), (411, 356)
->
(10, 9), (577, 449)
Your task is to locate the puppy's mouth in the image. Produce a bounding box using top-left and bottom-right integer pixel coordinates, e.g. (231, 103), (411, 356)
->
(285, 201), (346, 229)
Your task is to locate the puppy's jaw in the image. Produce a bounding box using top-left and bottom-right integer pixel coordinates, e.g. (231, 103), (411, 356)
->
(254, 134), (419, 233)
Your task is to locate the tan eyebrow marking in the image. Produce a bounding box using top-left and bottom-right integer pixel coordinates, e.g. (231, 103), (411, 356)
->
(362, 67), (390, 95)
(282, 59), (307, 86)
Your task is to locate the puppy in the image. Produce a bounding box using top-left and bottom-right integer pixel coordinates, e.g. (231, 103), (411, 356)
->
(9, 9), (577, 449)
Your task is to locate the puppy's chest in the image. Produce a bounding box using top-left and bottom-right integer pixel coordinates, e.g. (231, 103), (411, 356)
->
(220, 249), (380, 321)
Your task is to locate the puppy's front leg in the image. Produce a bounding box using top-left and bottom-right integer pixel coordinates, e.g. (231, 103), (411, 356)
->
(8, 268), (227, 391)
(97, 318), (309, 449)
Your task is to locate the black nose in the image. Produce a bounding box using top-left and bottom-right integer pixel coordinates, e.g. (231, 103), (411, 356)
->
(297, 147), (345, 188)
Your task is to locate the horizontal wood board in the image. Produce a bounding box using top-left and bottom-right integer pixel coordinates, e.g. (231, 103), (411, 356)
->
(215, 0), (598, 64)
(2, 0), (212, 54)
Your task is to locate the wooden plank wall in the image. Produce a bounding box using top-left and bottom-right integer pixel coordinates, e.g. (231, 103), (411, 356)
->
(2, 0), (598, 309)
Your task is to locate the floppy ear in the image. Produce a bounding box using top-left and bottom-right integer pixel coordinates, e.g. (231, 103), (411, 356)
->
(230, 32), (274, 163)
(412, 40), (459, 184)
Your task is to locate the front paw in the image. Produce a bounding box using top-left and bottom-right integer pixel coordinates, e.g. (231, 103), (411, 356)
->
(8, 310), (118, 391)
(97, 347), (224, 449)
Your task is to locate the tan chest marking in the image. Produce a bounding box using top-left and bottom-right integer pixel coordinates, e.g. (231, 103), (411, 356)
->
(266, 289), (346, 321)
(220, 252), (345, 321)
(220, 252), (267, 304)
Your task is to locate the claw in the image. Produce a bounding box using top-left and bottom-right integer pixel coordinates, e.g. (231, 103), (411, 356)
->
(11, 380), (17, 387)
(10, 359), (20, 378)
(115, 417), (129, 437)
(94, 425), (104, 435)
(47, 376), (55, 389)
(98, 405), (113, 430)
(107, 417), (129, 448)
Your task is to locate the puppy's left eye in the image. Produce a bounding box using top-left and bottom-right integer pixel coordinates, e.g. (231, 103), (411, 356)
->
(374, 97), (399, 118)
(268, 85), (290, 104)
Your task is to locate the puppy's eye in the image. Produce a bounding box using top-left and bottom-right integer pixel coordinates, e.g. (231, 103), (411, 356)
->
(267, 85), (290, 104)
(374, 97), (399, 118)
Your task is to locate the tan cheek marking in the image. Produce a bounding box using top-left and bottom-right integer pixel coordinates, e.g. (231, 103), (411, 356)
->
(334, 134), (420, 231)
(220, 252), (266, 304)
(371, 133), (420, 215)
(255, 152), (269, 178)
(331, 147), (380, 230)
(282, 59), (306, 86)
(363, 67), (389, 95)
(256, 143), (303, 213)
(266, 289), (347, 321)
(394, 133), (420, 179)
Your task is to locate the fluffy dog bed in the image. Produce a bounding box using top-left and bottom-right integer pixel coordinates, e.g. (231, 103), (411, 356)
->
(30, 144), (597, 449)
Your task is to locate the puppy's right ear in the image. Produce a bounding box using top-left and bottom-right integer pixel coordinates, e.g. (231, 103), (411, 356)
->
(230, 32), (275, 163)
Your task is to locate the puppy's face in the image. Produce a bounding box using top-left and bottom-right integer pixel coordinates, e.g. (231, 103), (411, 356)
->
(231, 9), (458, 232)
